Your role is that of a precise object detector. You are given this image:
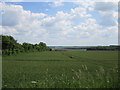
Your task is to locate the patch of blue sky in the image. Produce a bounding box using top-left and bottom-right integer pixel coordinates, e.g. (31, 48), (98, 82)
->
(0, 10), (2, 21)
(6, 2), (78, 16)
(6, 2), (51, 13)
(87, 8), (100, 25)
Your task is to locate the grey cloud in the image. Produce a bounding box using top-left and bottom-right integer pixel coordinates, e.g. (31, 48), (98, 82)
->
(99, 13), (116, 26)
(2, 10), (20, 26)
(94, 2), (117, 27)
(94, 2), (117, 11)
(118, 2), (120, 12)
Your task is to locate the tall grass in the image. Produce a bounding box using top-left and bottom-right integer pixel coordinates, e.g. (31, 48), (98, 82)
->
(2, 65), (118, 88)
(26, 65), (118, 88)
(2, 51), (119, 88)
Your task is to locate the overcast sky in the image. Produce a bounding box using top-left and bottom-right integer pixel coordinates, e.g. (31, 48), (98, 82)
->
(0, 1), (118, 46)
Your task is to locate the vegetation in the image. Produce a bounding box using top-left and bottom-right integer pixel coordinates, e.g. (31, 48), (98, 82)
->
(1, 35), (51, 55)
(58, 46), (119, 51)
(2, 51), (119, 88)
(1, 35), (119, 88)
(86, 46), (119, 51)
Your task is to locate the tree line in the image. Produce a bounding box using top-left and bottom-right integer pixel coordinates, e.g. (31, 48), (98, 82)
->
(0, 35), (52, 55)
(86, 46), (119, 51)
(64, 46), (119, 51)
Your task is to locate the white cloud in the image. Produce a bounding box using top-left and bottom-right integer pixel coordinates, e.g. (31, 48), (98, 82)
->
(70, 7), (92, 19)
(1, 2), (118, 45)
(1, 4), (23, 26)
(71, 7), (86, 14)
(1, 3), (47, 26)
(88, 7), (94, 11)
(73, 18), (100, 37)
(51, 1), (64, 7)
(74, 1), (94, 8)
(94, 0), (119, 2)
(113, 12), (118, 19)
(96, 26), (118, 44)
(0, 26), (2, 34)
(56, 11), (70, 20)
(1, 2), (47, 43)
(2, 0), (119, 3)
(39, 9), (93, 38)
(2, 26), (18, 35)
(31, 13), (47, 18)
(3, 0), (24, 2)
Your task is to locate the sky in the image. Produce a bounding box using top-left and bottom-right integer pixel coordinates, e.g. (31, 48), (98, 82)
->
(0, 1), (119, 46)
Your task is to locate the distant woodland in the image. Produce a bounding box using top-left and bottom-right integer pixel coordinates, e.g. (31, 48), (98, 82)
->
(0, 35), (51, 55)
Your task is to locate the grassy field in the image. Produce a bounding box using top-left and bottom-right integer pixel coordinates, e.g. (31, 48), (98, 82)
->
(2, 50), (119, 88)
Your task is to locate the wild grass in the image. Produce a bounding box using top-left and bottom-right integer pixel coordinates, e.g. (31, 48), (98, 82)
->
(26, 66), (118, 88)
(2, 51), (119, 88)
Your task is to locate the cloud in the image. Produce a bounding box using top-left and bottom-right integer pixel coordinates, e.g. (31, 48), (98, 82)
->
(92, 0), (118, 1)
(1, 2), (47, 43)
(2, 26), (18, 35)
(94, 2), (118, 27)
(74, 1), (94, 8)
(73, 18), (100, 37)
(99, 11), (117, 27)
(88, 7), (94, 11)
(70, 7), (92, 18)
(3, 0), (24, 2)
(40, 15), (72, 37)
(96, 26), (118, 44)
(0, 26), (2, 34)
(94, 2), (117, 11)
(51, 1), (64, 7)
(1, 3), (23, 26)
(56, 11), (70, 20)
(1, 2), (118, 45)
(1, 3), (47, 26)
(40, 9), (93, 38)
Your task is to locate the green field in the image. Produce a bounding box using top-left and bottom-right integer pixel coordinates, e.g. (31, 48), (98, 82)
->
(2, 51), (119, 88)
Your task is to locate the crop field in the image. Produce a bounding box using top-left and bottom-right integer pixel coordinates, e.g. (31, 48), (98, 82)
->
(2, 50), (119, 88)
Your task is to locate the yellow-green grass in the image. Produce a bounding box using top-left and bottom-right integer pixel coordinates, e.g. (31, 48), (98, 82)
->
(2, 51), (119, 88)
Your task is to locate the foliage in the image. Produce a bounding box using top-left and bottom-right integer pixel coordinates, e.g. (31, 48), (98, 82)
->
(1, 35), (51, 55)
(63, 46), (119, 51)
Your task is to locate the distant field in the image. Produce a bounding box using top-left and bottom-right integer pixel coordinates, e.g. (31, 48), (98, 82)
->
(2, 51), (119, 88)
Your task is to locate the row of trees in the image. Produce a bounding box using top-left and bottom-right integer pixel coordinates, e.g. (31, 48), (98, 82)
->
(86, 46), (119, 51)
(65, 46), (119, 51)
(1, 35), (51, 55)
